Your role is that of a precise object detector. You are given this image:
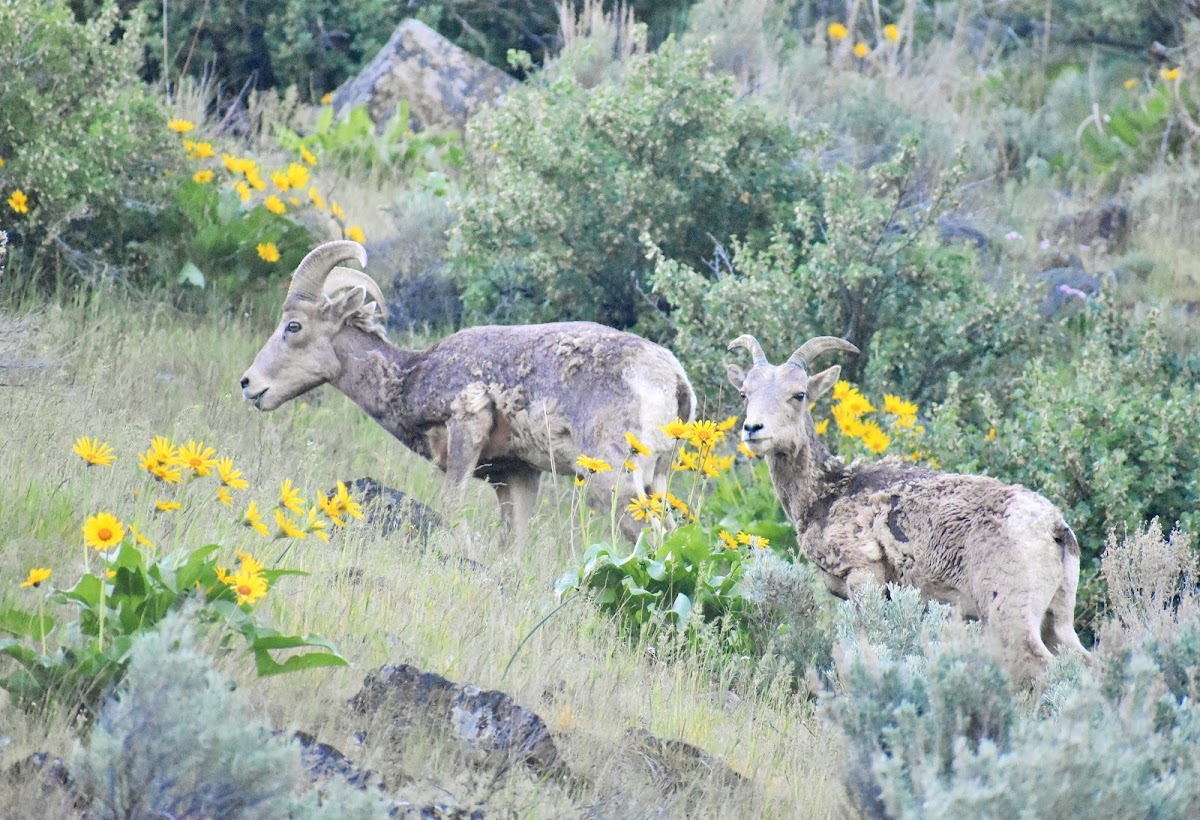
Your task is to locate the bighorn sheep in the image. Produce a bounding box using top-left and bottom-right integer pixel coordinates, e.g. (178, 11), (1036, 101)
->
(727, 334), (1086, 681)
(240, 240), (695, 542)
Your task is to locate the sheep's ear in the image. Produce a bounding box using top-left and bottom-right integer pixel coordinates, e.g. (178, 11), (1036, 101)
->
(806, 365), (840, 407)
(322, 286), (366, 321)
(726, 364), (747, 391)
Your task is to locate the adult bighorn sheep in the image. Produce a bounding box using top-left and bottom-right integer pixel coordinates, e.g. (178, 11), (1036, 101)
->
(727, 333), (1086, 681)
(240, 240), (695, 542)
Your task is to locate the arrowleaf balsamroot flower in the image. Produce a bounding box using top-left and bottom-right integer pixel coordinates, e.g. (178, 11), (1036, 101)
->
(178, 439), (218, 476)
(853, 42), (869, 58)
(216, 457), (249, 490)
(279, 479), (305, 514)
(736, 532), (770, 549)
(827, 22), (849, 41)
(155, 499), (182, 513)
(716, 415), (739, 433)
(673, 449), (699, 472)
(884, 23), (900, 42)
(286, 163), (310, 188)
(274, 508), (307, 540)
(271, 171), (291, 191)
(685, 420), (721, 451)
(83, 512), (125, 550)
(813, 419), (830, 437)
(236, 551), (265, 576)
(8, 190), (28, 214)
(129, 523), (155, 548)
(1162, 67), (1182, 82)
(576, 455), (612, 474)
(738, 441), (760, 458)
(193, 170), (214, 184)
(625, 431), (651, 457)
(346, 225), (366, 243)
(304, 507), (329, 542)
(659, 418), (690, 439)
(257, 242), (281, 263)
(860, 420), (890, 454)
(333, 481), (363, 520)
(309, 186), (326, 210)
(217, 486), (234, 507)
(229, 568), (268, 606)
(264, 195), (287, 215)
(882, 394), (918, 419)
(20, 568), (51, 588)
(241, 500), (270, 537)
(626, 494), (665, 522)
(300, 144), (318, 165)
(718, 530), (738, 550)
(73, 436), (116, 467)
(167, 118), (195, 133)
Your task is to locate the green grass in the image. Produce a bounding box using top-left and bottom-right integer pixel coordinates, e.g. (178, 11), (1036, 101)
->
(0, 300), (846, 816)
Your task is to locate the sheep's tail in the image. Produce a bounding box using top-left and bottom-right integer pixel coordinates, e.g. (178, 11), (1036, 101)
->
(1054, 521), (1081, 562)
(676, 373), (697, 423)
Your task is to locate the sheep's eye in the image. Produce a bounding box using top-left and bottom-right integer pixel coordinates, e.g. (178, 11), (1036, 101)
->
(285, 321), (302, 334)
(792, 392), (807, 403)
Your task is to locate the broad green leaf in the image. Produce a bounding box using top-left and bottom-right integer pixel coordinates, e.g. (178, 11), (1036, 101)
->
(178, 261), (206, 288)
(254, 649), (349, 677)
(0, 609), (55, 640)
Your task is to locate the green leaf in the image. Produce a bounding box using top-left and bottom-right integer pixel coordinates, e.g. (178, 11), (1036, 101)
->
(54, 573), (102, 610)
(0, 609), (55, 640)
(254, 649), (349, 677)
(666, 592), (693, 624)
(178, 261), (206, 288)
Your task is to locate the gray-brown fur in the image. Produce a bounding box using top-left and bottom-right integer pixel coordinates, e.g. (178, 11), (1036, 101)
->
(727, 333), (1086, 681)
(241, 241), (695, 543)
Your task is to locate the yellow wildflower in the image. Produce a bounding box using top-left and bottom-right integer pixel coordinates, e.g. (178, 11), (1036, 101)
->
(883, 394), (918, 419)
(832, 403), (866, 438)
(827, 22), (849, 41)
(626, 494), (664, 522)
(884, 23), (900, 42)
(83, 512), (125, 550)
(625, 431), (651, 457)
(264, 195), (287, 215)
(177, 439), (218, 476)
(257, 242), (281, 263)
(320, 92), (333, 105)
(659, 418), (690, 439)
(151, 463), (183, 485)
(271, 171), (291, 191)
(1124, 78), (1137, 90)
(853, 42), (869, 58)
(129, 523), (155, 549)
(246, 169), (267, 190)
(985, 427), (997, 441)
(576, 455), (613, 474)
(716, 415), (739, 433)
(300, 144), (318, 165)
(20, 568), (51, 588)
(718, 530), (738, 550)
(574, 476), (586, 487)
(837, 388), (875, 418)
(304, 506), (329, 543)
(274, 508), (307, 540)
(700, 453), (734, 478)
(832, 380), (852, 401)
(623, 459), (636, 472)
(860, 420), (890, 454)
(191, 141), (215, 159)
(217, 486), (234, 507)
(331, 201), (346, 221)
(685, 419), (722, 451)
(8, 190), (28, 214)
(237, 550), (265, 577)
(167, 118), (196, 133)
(279, 479), (305, 514)
(221, 153), (241, 173)
(1162, 67), (1182, 82)
(346, 225), (366, 243)
(73, 436), (116, 467)
(155, 499), (182, 513)
(736, 532), (770, 549)
(242, 500), (270, 538)
(814, 419), (830, 436)
(193, 169), (214, 184)
(334, 481), (364, 520)
(317, 490), (344, 527)
(665, 493), (690, 518)
(309, 186), (326, 210)
(235, 181), (252, 203)
(286, 163), (310, 189)
(229, 568), (268, 606)
(737, 441), (760, 459)
(216, 457), (249, 490)
(215, 565), (232, 584)
(673, 449), (699, 472)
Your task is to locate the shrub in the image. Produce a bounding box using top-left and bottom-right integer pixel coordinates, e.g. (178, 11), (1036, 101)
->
(74, 612), (389, 819)
(0, 433), (350, 717)
(451, 38), (817, 331)
(921, 307), (1200, 578)
(0, 1), (177, 271)
(652, 142), (1041, 408)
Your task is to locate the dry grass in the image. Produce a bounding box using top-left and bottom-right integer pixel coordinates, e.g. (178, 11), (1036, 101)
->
(0, 300), (845, 817)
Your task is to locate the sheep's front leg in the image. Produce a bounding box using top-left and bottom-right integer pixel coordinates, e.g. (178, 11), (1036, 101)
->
(494, 465), (541, 545)
(440, 385), (495, 519)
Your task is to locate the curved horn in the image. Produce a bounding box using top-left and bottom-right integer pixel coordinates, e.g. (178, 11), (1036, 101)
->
(288, 240), (368, 301)
(324, 266), (388, 319)
(785, 336), (860, 370)
(727, 334), (771, 368)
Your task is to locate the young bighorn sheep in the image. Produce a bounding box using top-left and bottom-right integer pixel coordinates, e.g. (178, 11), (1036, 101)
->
(240, 241), (695, 542)
(727, 334), (1086, 681)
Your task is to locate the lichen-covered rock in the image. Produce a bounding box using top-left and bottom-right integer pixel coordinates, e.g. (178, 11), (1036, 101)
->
(333, 19), (515, 132)
(348, 664), (567, 781)
(330, 477), (443, 542)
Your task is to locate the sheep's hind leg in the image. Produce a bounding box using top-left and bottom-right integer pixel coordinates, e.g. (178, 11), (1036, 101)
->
(989, 604), (1054, 684)
(494, 466), (541, 545)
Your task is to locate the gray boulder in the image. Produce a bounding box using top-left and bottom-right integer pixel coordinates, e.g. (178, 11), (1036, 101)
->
(333, 19), (516, 132)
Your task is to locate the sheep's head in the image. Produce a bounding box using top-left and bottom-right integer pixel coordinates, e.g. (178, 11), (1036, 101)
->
(240, 240), (386, 411)
(727, 334), (859, 457)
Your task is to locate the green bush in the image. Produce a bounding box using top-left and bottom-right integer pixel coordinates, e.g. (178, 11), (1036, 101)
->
(451, 38), (817, 331)
(74, 613), (389, 819)
(652, 142), (1041, 407)
(0, 1), (177, 267)
(921, 306), (1200, 578)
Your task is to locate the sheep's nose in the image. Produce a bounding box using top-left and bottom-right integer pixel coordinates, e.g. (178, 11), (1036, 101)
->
(240, 376), (250, 389)
(743, 422), (764, 436)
